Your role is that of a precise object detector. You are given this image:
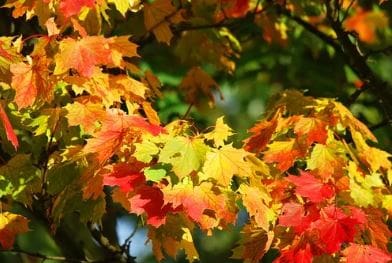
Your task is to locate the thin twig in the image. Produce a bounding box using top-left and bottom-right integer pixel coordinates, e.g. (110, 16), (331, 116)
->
(347, 83), (369, 106)
(120, 217), (140, 258)
(341, 0), (355, 21)
(370, 119), (392, 131)
(0, 249), (90, 263)
(253, 0), (262, 15)
(280, 7), (341, 51)
(365, 46), (392, 58)
(182, 103), (194, 119)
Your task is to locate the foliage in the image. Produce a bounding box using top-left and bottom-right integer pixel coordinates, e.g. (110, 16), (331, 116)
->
(0, 0), (391, 263)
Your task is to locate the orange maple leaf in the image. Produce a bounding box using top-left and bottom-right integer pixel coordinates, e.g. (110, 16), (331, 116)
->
(0, 212), (29, 249)
(59, 0), (95, 18)
(344, 8), (388, 43)
(54, 36), (113, 77)
(342, 243), (392, 263)
(10, 56), (51, 109)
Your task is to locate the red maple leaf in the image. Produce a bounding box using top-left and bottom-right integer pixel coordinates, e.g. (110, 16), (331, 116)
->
(0, 104), (18, 150)
(287, 171), (334, 203)
(59, 0), (95, 18)
(129, 186), (174, 227)
(276, 244), (313, 263)
(310, 205), (365, 253)
(103, 163), (146, 193)
(279, 202), (319, 234)
(292, 116), (328, 146)
(222, 0), (249, 18)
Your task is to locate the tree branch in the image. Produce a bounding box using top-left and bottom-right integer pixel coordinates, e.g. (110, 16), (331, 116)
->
(324, 0), (392, 121)
(370, 119), (392, 131)
(347, 83), (370, 106)
(0, 248), (95, 263)
(279, 7), (341, 51)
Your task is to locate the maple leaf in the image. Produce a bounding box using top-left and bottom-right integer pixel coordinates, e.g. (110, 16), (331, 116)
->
(331, 101), (377, 142)
(129, 185), (174, 227)
(279, 245), (314, 263)
(158, 136), (208, 179)
(180, 67), (223, 107)
(310, 205), (364, 253)
(365, 208), (392, 251)
(352, 131), (391, 172)
(204, 116), (233, 147)
(263, 139), (304, 172)
(244, 108), (281, 153)
(344, 8), (388, 43)
(278, 202), (319, 234)
(147, 214), (198, 262)
(231, 225), (274, 263)
(143, 0), (177, 44)
(342, 243), (392, 263)
(163, 180), (236, 229)
(10, 56), (51, 109)
(133, 138), (160, 163)
(0, 104), (18, 149)
(293, 116), (328, 146)
(54, 36), (112, 77)
(83, 110), (162, 164)
(287, 171), (334, 203)
(200, 144), (251, 187)
(102, 163), (146, 193)
(239, 185), (275, 231)
(254, 12), (288, 46)
(108, 0), (142, 16)
(65, 101), (107, 134)
(45, 17), (59, 37)
(0, 212), (29, 249)
(108, 36), (139, 67)
(221, 0), (249, 18)
(347, 161), (385, 207)
(59, 0), (95, 18)
(0, 154), (41, 205)
(307, 143), (345, 179)
(109, 74), (147, 102)
(142, 101), (161, 125)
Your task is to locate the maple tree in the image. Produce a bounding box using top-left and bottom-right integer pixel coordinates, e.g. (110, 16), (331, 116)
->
(0, 0), (391, 262)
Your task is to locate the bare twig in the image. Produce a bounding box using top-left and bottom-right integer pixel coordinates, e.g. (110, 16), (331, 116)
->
(365, 46), (392, 58)
(120, 217), (140, 259)
(341, 0), (356, 21)
(347, 83), (370, 105)
(370, 119), (392, 131)
(182, 103), (194, 120)
(0, 248), (91, 263)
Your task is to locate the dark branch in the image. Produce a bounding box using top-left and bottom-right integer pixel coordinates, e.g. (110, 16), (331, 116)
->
(0, 248), (91, 263)
(347, 83), (370, 106)
(280, 7), (341, 51)
(370, 119), (392, 131)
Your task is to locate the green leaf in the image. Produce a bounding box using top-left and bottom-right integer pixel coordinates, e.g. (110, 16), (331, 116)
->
(0, 154), (41, 205)
(144, 167), (166, 182)
(159, 136), (209, 179)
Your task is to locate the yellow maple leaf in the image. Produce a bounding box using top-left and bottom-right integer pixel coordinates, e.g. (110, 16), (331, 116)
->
(204, 116), (233, 147)
(238, 185), (276, 231)
(143, 0), (177, 44)
(200, 144), (251, 187)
